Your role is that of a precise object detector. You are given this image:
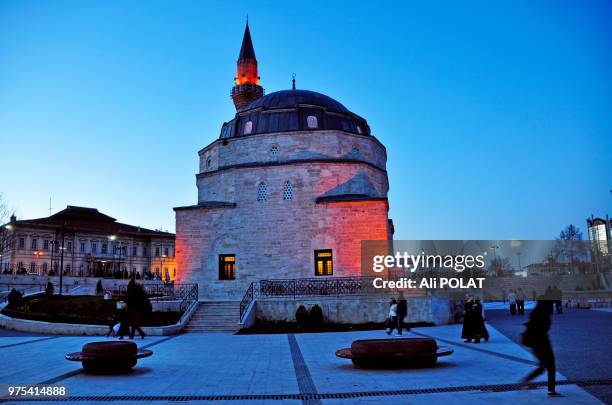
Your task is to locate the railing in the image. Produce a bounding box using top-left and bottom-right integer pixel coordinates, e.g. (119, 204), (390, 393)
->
(117, 283), (198, 312)
(239, 276), (377, 322)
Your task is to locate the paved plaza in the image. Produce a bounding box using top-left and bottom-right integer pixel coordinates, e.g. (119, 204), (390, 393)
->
(1, 308), (610, 404)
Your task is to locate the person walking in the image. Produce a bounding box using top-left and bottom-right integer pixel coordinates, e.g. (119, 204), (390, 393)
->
(461, 295), (475, 343)
(471, 297), (489, 343)
(507, 289), (517, 315)
(116, 301), (131, 340)
(396, 295), (408, 335)
(385, 299), (398, 336)
(516, 288), (526, 315)
(521, 300), (558, 396)
(127, 275), (146, 339)
(553, 286), (563, 314)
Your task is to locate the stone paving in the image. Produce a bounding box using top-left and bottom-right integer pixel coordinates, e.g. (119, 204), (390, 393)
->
(0, 321), (606, 404)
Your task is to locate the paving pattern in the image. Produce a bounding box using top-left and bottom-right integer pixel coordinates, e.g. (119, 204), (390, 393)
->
(0, 319), (606, 404)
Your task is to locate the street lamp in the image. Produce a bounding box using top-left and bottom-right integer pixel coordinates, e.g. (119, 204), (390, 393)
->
(34, 251), (44, 275)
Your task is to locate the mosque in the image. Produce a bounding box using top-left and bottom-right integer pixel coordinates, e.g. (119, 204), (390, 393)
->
(174, 21), (403, 316)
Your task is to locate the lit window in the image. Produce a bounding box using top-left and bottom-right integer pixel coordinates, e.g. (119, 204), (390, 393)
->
(283, 181), (293, 201)
(244, 120), (253, 134)
(257, 182), (267, 201)
(307, 115), (318, 129)
(314, 249), (333, 276)
(219, 254), (236, 280)
(270, 145), (279, 155)
(356, 125), (362, 134)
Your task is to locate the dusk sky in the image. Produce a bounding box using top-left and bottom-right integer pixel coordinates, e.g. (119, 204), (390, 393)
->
(1, 0), (610, 240)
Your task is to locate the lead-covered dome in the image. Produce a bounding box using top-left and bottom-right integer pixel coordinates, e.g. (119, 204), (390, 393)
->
(220, 89), (371, 138)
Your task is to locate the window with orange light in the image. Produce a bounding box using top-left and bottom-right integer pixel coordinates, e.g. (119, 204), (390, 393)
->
(314, 249), (333, 276)
(219, 254), (236, 280)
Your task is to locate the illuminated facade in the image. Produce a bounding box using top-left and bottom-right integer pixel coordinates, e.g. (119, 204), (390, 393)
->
(175, 23), (393, 300)
(587, 215), (611, 257)
(1, 206), (176, 281)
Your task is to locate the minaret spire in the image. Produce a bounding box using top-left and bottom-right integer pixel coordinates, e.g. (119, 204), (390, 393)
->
(231, 20), (264, 111)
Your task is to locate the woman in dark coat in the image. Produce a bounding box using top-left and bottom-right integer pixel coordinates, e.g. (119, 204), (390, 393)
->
(470, 298), (489, 343)
(461, 295), (475, 342)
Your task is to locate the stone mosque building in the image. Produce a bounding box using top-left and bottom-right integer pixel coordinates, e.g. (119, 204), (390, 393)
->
(174, 22), (394, 304)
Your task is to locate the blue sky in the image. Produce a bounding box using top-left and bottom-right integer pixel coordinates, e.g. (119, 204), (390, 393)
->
(1, 0), (610, 239)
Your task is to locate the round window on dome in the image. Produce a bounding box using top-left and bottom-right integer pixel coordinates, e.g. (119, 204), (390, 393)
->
(306, 115), (318, 129)
(244, 121), (253, 135)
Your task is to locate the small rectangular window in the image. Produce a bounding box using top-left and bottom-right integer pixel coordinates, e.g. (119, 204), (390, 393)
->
(314, 249), (333, 276)
(143, 247), (147, 257)
(67, 241), (72, 253)
(132, 246), (137, 257)
(101, 243), (107, 254)
(92, 243), (98, 254)
(79, 242), (85, 253)
(43, 240), (49, 250)
(19, 238), (25, 249)
(164, 247), (169, 256)
(155, 247), (160, 257)
(31, 239), (38, 250)
(219, 254), (236, 280)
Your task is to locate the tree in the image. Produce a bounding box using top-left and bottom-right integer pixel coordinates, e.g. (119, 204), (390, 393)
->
(556, 224), (586, 274)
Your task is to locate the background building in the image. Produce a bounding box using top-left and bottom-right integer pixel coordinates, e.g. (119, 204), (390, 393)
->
(0, 205), (176, 281)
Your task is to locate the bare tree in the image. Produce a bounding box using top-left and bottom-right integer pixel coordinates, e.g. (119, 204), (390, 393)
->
(0, 193), (9, 225)
(556, 224), (586, 274)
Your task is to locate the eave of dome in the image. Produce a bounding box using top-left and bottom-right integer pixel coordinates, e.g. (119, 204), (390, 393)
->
(220, 89), (371, 139)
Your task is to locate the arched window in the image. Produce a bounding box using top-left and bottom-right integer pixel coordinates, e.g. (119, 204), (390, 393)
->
(79, 264), (84, 276)
(244, 120), (253, 135)
(30, 262), (36, 273)
(206, 158), (212, 169)
(42, 262), (48, 273)
(306, 115), (318, 129)
(270, 145), (279, 156)
(283, 181), (293, 201)
(356, 125), (362, 134)
(257, 182), (268, 201)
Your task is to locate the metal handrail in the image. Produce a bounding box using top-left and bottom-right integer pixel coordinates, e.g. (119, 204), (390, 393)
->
(239, 276), (379, 322)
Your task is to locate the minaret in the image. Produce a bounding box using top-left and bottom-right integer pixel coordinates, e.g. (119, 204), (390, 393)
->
(231, 20), (264, 111)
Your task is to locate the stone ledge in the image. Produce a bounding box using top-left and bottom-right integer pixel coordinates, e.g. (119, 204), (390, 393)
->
(0, 299), (200, 336)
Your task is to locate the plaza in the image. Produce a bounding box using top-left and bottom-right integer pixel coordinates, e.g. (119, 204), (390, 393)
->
(0, 307), (609, 404)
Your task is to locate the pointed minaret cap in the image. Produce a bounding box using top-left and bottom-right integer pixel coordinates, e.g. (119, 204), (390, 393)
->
(238, 19), (256, 60)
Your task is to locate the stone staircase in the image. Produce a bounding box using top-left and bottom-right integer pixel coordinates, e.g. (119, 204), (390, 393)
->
(183, 301), (240, 333)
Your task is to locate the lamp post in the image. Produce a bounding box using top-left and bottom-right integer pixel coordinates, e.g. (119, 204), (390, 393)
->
(34, 251), (44, 275)
(516, 252), (521, 273)
(58, 219), (66, 296)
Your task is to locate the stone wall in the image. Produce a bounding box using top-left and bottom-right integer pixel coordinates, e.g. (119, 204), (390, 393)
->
(176, 128), (392, 301)
(254, 297), (453, 325)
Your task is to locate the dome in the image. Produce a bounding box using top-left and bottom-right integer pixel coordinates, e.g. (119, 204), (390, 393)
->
(220, 89), (370, 138)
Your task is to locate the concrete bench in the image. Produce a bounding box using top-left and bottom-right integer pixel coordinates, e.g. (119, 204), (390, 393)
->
(66, 341), (152, 373)
(336, 337), (453, 368)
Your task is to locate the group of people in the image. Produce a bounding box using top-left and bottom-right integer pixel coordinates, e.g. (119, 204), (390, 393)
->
(506, 288), (526, 315)
(385, 297), (409, 336)
(461, 294), (489, 343)
(105, 276), (146, 340)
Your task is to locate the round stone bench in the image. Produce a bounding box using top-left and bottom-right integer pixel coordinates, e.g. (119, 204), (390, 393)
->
(66, 341), (152, 374)
(336, 337), (453, 368)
